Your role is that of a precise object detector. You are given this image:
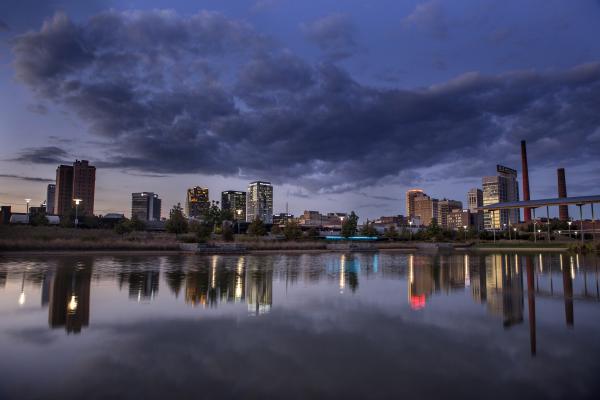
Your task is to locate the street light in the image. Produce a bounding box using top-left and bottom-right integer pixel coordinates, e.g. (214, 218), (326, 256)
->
(25, 198), (31, 224)
(567, 220), (572, 238)
(513, 227), (517, 241)
(463, 225), (467, 241)
(73, 198), (82, 227)
(537, 229), (541, 242)
(409, 220), (413, 240)
(236, 209), (242, 234)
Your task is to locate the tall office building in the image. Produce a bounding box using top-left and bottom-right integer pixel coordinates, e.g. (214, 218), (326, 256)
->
(55, 164), (74, 216)
(131, 192), (161, 221)
(437, 199), (463, 229)
(246, 181), (273, 223)
(483, 165), (520, 230)
(221, 191), (246, 220)
(186, 187), (209, 218)
(413, 193), (438, 227)
(54, 160), (96, 216)
(468, 188), (484, 231)
(46, 184), (56, 215)
(73, 160), (96, 216)
(406, 189), (425, 219)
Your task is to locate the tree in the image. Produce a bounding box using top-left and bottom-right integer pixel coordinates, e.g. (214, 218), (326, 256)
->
(222, 224), (234, 242)
(283, 220), (302, 241)
(189, 220), (212, 242)
(341, 211), (358, 238)
(271, 224), (283, 235)
(306, 227), (319, 239)
(360, 220), (378, 237)
(29, 213), (49, 226)
(247, 217), (267, 236)
(384, 225), (399, 240)
(166, 203), (188, 235)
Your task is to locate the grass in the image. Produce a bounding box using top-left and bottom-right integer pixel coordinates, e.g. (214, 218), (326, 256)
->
(0, 225), (179, 251)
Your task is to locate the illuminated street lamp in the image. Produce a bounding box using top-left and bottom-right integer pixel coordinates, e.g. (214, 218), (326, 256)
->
(236, 209), (242, 234)
(567, 220), (572, 238)
(409, 220), (413, 240)
(463, 225), (467, 241)
(73, 198), (82, 227)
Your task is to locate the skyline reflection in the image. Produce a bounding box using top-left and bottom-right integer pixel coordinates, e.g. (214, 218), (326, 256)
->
(0, 252), (598, 347)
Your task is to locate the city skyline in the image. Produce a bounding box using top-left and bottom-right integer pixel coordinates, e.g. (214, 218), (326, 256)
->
(1, 1), (600, 219)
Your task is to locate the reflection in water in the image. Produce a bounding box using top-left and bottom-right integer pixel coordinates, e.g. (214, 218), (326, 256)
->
(1, 251), (599, 346)
(48, 260), (92, 334)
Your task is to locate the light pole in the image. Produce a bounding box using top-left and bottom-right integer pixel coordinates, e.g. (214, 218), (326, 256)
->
(25, 198), (31, 224)
(463, 225), (467, 241)
(537, 229), (541, 242)
(567, 220), (572, 238)
(503, 223), (507, 240)
(558, 230), (562, 241)
(73, 198), (82, 228)
(236, 209), (242, 234)
(409, 220), (413, 240)
(513, 227), (517, 241)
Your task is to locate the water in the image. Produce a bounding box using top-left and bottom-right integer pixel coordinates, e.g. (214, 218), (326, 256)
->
(0, 251), (599, 400)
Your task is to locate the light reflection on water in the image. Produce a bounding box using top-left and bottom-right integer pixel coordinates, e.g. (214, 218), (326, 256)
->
(0, 251), (599, 399)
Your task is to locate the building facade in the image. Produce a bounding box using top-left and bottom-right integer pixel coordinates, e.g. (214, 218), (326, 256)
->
(221, 191), (246, 221)
(483, 165), (520, 230)
(437, 199), (463, 229)
(55, 164), (74, 216)
(72, 160), (96, 216)
(186, 187), (210, 219)
(131, 192), (161, 222)
(413, 193), (438, 227)
(246, 181), (273, 223)
(46, 184), (56, 215)
(467, 188), (484, 231)
(406, 189), (425, 219)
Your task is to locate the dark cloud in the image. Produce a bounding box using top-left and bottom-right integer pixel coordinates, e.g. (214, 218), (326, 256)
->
(403, 0), (448, 39)
(301, 13), (358, 60)
(10, 11), (600, 194)
(0, 174), (54, 183)
(11, 146), (70, 165)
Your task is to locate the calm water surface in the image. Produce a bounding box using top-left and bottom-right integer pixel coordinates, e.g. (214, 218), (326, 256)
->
(0, 251), (599, 399)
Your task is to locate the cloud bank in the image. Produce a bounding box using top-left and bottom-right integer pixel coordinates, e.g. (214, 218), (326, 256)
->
(11, 11), (600, 193)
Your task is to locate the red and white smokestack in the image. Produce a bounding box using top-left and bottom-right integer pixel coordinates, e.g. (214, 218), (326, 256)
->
(521, 140), (531, 222)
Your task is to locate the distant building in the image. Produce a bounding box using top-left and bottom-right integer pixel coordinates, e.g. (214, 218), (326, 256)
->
(186, 187), (209, 219)
(272, 213), (294, 226)
(374, 215), (407, 226)
(221, 191), (246, 221)
(246, 181), (273, 223)
(73, 160), (96, 216)
(406, 189), (425, 219)
(131, 192), (161, 221)
(483, 165), (520, 230)
(46, 184), (56, 215)
(413, 193), (438, 227)
(0, 206), (12, 225)
(437, 199), (463, 229)
(447, 209), (475, 231)
(468, 188), (484, 231)
(54, 160), (96, 216)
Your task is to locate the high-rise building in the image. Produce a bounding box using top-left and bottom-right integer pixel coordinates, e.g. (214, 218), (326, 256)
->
(73, 160), (96, 216)
(46, 184), (56, 215)
(406, 189), (425, 218)
(186, 187), (209, 218)
(437, 199), (463, 229)
(413, 193), (438, 226)
(468, 188), (484, 231)
(221, 191), (246, 221)
(55, 164), (74, 216)
(54, 160), (96, 216)
(131, 192), (161, 221)
(483, 165), (520, 230)
(246, 181), (273, 223)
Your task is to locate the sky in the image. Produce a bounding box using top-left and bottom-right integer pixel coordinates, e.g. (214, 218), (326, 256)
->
(1, 0), (600, 219)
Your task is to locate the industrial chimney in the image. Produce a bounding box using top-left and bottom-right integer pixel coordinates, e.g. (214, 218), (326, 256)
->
(521, 140), (531, 222)
(557, 168), (569, 221)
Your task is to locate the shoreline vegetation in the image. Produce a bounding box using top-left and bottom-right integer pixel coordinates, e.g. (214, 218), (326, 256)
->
(0, 226), (597, 254)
